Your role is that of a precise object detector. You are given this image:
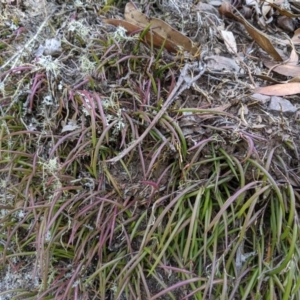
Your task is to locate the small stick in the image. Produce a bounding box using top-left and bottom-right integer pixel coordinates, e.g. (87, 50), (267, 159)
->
(0, 15), (52, 73)
(107, 61), (206, 163)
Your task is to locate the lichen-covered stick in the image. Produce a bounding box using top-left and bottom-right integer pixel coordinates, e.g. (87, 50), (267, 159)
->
(107, 60), (206, 163)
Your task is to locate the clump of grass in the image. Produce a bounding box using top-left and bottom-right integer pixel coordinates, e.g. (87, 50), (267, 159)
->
(0, 1), (300, 299)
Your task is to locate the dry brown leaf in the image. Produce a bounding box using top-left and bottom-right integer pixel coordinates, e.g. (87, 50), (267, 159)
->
(255, 82), (300, 95)
(262, 0), (272, 19)
(103, 19), (179, 53)
(291, 28), (300, 45)
(219, 2), (283, 61)
(264, 63), (300, 77)
(289, 49), (299, 65)
(124, 2), (200, 55)
(264, 49), (300, 77)
(268, 2), (300, 17)
(287, 76), (300, 82)
(103, 18), (142, 32)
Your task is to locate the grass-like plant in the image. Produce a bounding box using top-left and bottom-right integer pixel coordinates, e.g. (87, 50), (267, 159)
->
(0, 1), (299, 299)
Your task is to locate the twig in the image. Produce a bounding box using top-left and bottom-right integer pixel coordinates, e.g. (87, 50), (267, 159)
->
(0, 14), (53, 73)
(107, 61), (206, 163)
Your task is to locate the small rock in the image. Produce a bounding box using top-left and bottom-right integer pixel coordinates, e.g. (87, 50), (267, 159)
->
(251, 93), (270, 104)
(268, 96), (297, 115)
(204, 55), (240, 72)
(35, 38), (62, 57)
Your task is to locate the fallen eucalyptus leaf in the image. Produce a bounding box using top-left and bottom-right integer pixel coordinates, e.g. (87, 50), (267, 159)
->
(291, 28), (300, 45)
(264, 49), (300, 77)
(103, 19), (179, 53)
(124, 2), (200, 55)
(219, 2), (283, 61)
(269, 3), (300, 17)
(255, 82), (300, 96)
(263, 0), (272, 15)
(264, 62), (300, 77)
